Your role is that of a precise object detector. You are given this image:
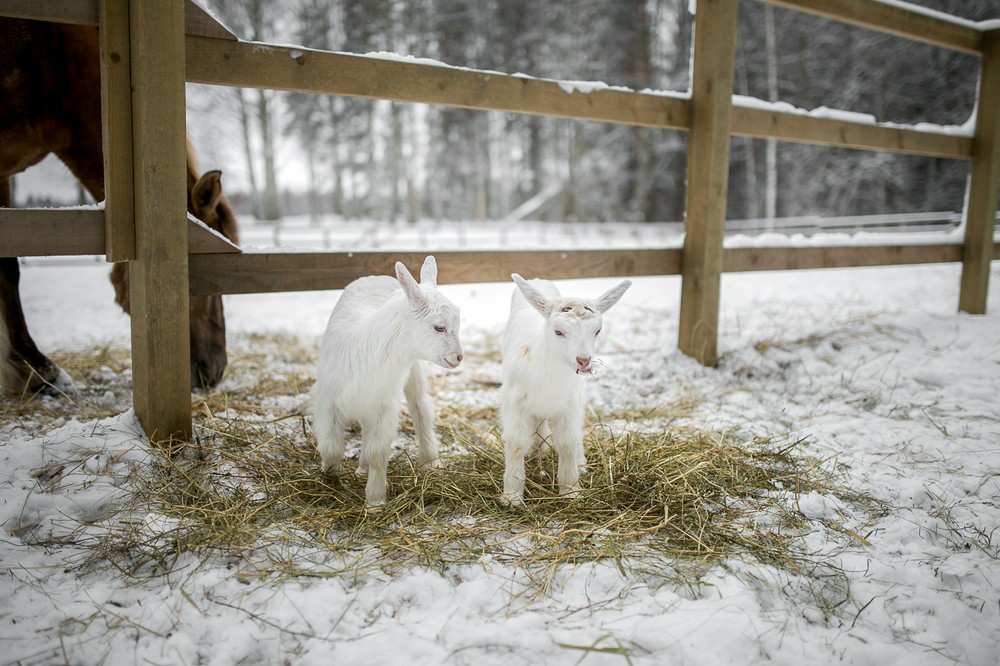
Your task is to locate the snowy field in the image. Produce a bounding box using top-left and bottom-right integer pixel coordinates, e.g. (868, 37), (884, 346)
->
(2, 228), (999, 665)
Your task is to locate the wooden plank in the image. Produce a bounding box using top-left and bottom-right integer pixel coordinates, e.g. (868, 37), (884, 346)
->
(187, 243), (1000, 296)
(188, 249), (680, 296)
(187, 215), (241, 253)
(678, 0), (740, 367)
(183, 0), (236, 40)
(724, 243), (965, 272)
(184, 36), (692, 131)
(731, 104), (973, 159)
(99, 0), (135, 261)
(959, 29), (1000, 314)
(761, 0), (983, 55)
(127, 0), (190, 441)
(0, 0), (98, 25)
(0, 209), (104, 256)
(0, 0), (241, 39)
(0, 209), (241, 256)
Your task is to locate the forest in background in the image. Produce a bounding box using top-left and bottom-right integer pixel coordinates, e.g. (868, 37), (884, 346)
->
(183, 0), (998, 224)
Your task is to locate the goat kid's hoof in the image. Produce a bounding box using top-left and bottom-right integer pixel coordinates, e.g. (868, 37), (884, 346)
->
(364, 499), (385, 511)
(321, 462), (344, 476)
(355, 465), (369, 478)
(559, 486), (583, 498)
(499, 493), (525, 508)
(421, 457), (445, 470)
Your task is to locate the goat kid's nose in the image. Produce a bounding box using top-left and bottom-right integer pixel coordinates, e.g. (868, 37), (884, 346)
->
(576, 356), (591, 368)
(457, 354), (464, 363)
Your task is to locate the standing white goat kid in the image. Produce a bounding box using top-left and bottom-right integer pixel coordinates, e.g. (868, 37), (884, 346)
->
(499, 274), (631, 507)
(311, 256), (463, 507)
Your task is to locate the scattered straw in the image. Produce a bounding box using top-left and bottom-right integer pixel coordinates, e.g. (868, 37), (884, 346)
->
(5, 338), (881, 595)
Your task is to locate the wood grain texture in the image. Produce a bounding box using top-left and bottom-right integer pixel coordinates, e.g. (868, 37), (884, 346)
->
(730, 104), (973, 159)
(188, 249), (681, 296)
(127, 0), (191, 441)
(184, 36), (692, 130)
(762, 0), (983, 55)
(678, 0), (740, 367)
(0, 0), (240, 39)
(959, 29), (1000, 314)
(99, 0), (135, 261)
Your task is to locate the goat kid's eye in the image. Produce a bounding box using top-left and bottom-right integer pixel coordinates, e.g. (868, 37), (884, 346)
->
(555, 330), (565, 337)
(595, 329), (601, 337)
(434, 325), (447, 333)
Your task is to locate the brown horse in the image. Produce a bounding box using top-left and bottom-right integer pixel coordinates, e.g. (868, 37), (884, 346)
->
(0, 17), (240, 395)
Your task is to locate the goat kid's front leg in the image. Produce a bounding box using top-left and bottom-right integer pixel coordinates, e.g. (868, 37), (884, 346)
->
(551, 410), (585, 497)
(500, 405), (535, 508)
(360, 409), (400, 508)
(405, 363), (441, 468)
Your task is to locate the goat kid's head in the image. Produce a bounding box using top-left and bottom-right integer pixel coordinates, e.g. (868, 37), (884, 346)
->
(396, 256), (464, 369)
(512, 274), (631, 375)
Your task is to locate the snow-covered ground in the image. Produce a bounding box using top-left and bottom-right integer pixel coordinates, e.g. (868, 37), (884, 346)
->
(2, 231), (999, 665)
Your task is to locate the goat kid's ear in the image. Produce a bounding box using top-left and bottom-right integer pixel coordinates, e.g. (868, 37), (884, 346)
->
(596, 280), (632, 314)
(420, 255), (438, 286)
(512, 273), (553, 316)
(192, 170), (223, 213)
(396, 261), (429, 312)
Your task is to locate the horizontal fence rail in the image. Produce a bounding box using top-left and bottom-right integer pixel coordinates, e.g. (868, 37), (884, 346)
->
(188, 243), (1000, 296)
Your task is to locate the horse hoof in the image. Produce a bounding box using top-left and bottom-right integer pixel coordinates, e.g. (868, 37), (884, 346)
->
(52, 368), (76, 394)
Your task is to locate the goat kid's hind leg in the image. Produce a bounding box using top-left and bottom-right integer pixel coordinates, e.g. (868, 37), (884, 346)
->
(313, 400), (348, 475)
(405, 363), (441, 468)
(360, 410), (399, 508)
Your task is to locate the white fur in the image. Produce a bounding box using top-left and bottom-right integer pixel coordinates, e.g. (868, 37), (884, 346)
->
(310, 256), (462, 507)
(499, 274), (631, 507)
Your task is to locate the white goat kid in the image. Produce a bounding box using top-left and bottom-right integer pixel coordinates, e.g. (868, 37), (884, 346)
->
(311, 256), (463, 507)
(499, 274), (631, 507)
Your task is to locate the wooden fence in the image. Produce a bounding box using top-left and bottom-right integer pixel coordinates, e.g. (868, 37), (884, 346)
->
(1, 0), (998, 440)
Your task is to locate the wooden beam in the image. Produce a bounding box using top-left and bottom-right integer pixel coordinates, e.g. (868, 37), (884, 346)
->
(99, 0), (134, 261)
(186, 243), (1000, 296)
(678, 0), (740, 367)
(731, 104), (973, 159)
(959, 29), (1000, 314)
(127, 0), (190, 441)
(0, 209), (104, 256)
(0, 209), (241, 257)
(189, 249), (680, 296)
(0, 0), (98, 25)
(761, 0), (983, 55)
(723, 243), (966, 272)
(0, 0), (240, 39)
(184, 36), (692, 131)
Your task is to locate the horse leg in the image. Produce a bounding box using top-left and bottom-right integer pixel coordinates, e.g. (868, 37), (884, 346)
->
(0, 259), (75, 397)
(0, 178), (74, 396)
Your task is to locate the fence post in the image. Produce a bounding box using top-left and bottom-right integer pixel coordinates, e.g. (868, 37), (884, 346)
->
(959, 28), (1000, 314)
(126, 0), (191, 440)
(678, 0), (740, 366)
(100, 0), (135, 261)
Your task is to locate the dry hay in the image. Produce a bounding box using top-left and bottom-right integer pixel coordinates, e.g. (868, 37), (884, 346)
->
(94, 408), (876, 590)
(5, 338), (879, 592)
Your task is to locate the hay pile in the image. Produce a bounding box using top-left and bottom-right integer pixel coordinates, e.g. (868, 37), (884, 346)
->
(97, 407), (870, 587)
(6, 337), (877, 589)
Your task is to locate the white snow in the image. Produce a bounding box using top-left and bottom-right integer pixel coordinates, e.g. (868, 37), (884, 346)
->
(3, 222), (1000, 665)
